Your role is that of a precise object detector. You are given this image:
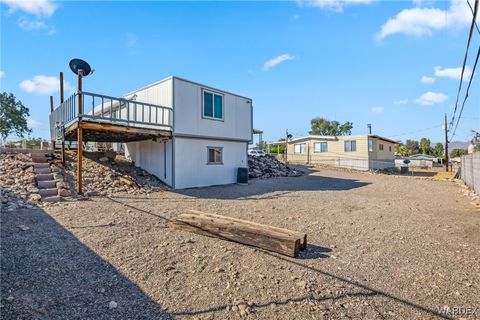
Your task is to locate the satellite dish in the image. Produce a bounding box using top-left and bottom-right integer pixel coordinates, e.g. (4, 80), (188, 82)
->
(403, 159), (411, 164)
(69, 58), (92, 76)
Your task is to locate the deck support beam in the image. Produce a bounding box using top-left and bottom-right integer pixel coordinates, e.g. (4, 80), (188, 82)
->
(76, 72), (83, 194)
(50, 96), (55, 150)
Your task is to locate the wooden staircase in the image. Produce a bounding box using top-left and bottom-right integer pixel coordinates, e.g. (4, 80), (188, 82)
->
(32, 153), (61, 203)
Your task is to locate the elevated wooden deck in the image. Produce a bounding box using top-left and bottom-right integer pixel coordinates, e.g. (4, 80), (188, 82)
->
(64, 120), (172, 142)
(50, 91), (173, 143)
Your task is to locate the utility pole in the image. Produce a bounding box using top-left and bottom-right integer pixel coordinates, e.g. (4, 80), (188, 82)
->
(445, 113), (449, 172)
(285, 129), (289, 164)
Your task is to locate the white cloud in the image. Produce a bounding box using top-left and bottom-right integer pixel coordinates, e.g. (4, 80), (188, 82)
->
(1, 0), (57, 17)
(415, 91), (448, 105)
(377, 0), (472, 40)
(299, 0), (374, 12)
(434, 66), (473, 81)
(421, 76), (435, 84)
(394, 99), (409, 105)
(0, 71), (5, 78)
(372, 106), (384, 113)
(27, 118), (42, 129)
(18, 16), (54, 34)
(19, 75), (73, 95)
(263, 54), (296, 71)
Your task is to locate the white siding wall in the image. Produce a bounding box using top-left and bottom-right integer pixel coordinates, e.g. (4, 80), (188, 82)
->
(173, 78), (252, 141)
(125, 139), (172, 186)
(173, 137), (247, 189)
(123, 77), (173, 127)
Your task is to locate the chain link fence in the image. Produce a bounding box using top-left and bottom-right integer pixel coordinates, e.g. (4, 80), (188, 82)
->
(460, 152), (480, 195)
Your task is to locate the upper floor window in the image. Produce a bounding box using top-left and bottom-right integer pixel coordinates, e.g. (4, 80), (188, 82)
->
(294, 143), (306, 154)
(379, 144), (384, 151)
(344, 140), (357, 152)
(314, 142), (328, 153)
(203, 90), (223, 120)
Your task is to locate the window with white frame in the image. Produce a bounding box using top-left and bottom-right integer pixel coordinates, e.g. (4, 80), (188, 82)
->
(294, 143), (307, 154)
(379, 143), (384, 151)
(203, 90), (223, 120)
(207, 147), (223, 164)
(313, 142), (328, 153)
(344, 140), (357, 152)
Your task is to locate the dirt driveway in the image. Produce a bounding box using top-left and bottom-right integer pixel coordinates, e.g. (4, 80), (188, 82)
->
(2, 167), (479, 319)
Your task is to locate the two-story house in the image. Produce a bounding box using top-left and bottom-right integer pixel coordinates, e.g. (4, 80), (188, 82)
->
(122, 76), (252, 189)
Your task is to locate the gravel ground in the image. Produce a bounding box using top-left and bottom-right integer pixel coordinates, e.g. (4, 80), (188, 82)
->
(2, 166), (479, 319)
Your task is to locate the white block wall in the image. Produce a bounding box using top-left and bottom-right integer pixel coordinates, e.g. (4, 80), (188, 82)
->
(173, 137), (247, 189)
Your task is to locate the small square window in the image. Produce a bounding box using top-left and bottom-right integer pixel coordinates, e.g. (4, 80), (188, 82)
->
(314, 142), (328, 153)
(207, 147), (223, 164)
(344, 140), (356, 152)
(294, 143), (306, 154)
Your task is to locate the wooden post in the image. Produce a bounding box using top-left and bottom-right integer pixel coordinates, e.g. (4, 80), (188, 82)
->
(445, 113), (449, 172)
(60, 72), (64, 103)
(50, 96), (55, 150)
(76, 72), (83, 194)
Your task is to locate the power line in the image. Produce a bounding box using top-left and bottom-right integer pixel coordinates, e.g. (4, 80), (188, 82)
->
(387, 124), (443, 139)
(467, 0), (480, 34)
(450, 43), (480, 140)
(449, 0), (479, 130)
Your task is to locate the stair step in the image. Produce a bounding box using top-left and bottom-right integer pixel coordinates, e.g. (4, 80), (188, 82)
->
(39, 188), (59, 197)
(33, 163), (50, 168)
(34, 168), (51, 174)
(42, 196), (61, 203)
(38, 180), (57, 189)
(32, 157), (49, 163)
(36, 174), (54, 181)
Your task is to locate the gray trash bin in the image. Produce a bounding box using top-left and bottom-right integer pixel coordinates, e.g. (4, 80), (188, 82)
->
(237, 168), (248, 184)
(400, 166), (409, 174)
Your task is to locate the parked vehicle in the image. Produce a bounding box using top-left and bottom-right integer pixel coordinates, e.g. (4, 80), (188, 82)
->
(248, 149), (266, 157)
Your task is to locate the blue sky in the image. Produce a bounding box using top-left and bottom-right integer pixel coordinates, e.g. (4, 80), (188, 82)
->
(1, 0), (479, 143)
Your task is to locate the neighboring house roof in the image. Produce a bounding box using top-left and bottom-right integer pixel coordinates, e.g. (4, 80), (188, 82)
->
(288, 134), (399, 144)
(409, 154), (434, 160)
(368, 135), (399, 145)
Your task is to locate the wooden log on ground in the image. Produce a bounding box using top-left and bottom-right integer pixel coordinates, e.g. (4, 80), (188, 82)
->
(170, 210), (307, 258)
(187, 210), (307, 250)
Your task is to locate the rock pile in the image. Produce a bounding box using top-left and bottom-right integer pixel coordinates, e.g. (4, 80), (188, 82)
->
(248, 155), (302, 179)
(0, 153), (41, 210)
(64, 151), (168, 196)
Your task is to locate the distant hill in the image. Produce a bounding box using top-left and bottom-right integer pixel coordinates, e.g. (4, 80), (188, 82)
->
(432, 141), (470, 150)
(448, 141), (470, 150)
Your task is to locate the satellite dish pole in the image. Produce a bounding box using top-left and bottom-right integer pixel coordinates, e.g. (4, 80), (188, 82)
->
(69, 58), (93, 195)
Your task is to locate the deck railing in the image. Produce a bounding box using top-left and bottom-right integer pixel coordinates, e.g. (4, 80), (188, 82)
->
(50, 91), (173, 140)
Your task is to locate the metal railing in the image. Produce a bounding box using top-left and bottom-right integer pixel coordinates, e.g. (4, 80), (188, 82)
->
(50, 91), (173, 140)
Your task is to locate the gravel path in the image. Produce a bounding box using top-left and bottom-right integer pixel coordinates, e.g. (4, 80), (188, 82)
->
(2, 167), (479, 319)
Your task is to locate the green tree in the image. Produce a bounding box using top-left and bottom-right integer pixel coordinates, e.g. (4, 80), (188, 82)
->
(0, 92), (31, 142)
(397, 145), (410, 157)
(419, 138), (431, 154)
(405, 139), (419, 155)
(309, 117), (353, 136)
(432, 143), (444, 158)
(450, 148), (468, 158)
